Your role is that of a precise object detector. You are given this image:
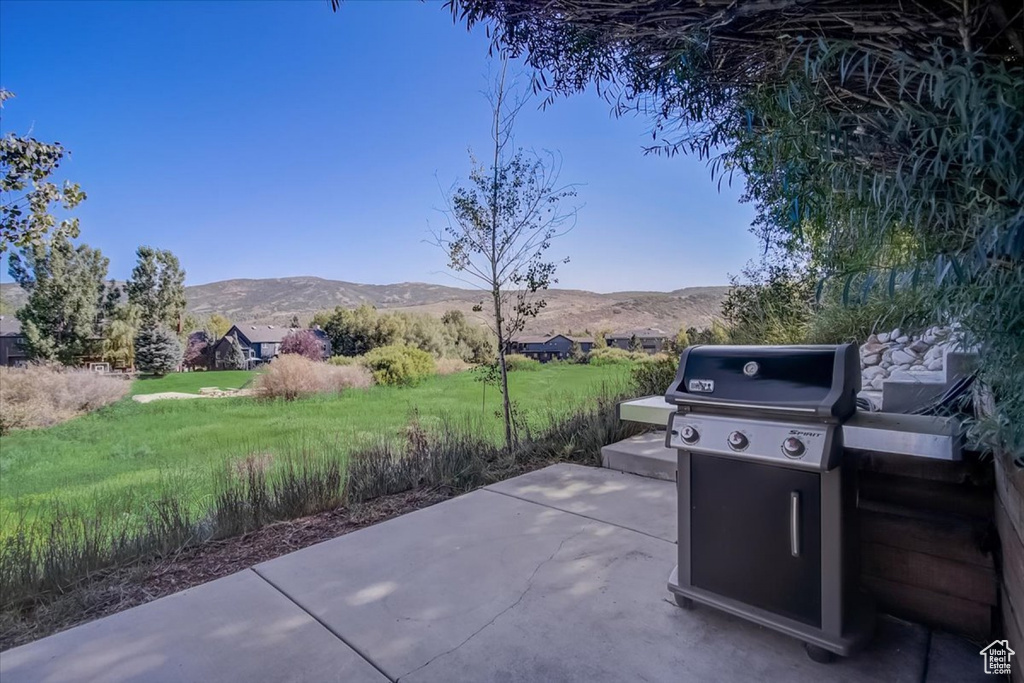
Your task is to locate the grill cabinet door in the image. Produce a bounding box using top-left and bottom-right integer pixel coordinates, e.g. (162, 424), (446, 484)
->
(690, 454), (822, 627)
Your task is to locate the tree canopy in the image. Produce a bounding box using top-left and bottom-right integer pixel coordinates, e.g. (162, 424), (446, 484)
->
(0, 90), (87, 253)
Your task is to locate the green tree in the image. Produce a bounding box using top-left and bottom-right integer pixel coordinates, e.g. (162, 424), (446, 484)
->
(569, 339), (584, 363)
(126, 246), (186, 330)
(8, 234), (108, 364)
(1, 90), (87, 253)
(432, 59), (577, 451)
(321, 304), (378, 357)
(103, 318), (137, 370)
(593, 328), (610, 349)
(225, 333), (248, 370)
(722, 253), (816, 345)
(670, 328), (690, 355)
(134, 325), (183, 376)
(207, 313), (232, 340)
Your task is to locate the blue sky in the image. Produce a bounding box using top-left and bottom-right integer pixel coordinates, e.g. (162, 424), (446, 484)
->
(0, 0), (759, 292)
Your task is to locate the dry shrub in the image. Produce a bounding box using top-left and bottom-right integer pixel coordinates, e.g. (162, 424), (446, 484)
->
(435, 357), (471, 375)
(0, 365), (129, 433)
(255, 355), (372, 400)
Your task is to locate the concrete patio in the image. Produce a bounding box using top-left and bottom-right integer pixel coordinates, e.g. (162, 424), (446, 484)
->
(0, 464), (988, 682)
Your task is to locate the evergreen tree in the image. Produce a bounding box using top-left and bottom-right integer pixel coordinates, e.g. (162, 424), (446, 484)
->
(569, 339), (584, 363)
(226, 333), (248, 370)
(126, 246), (186, 329)
(134, 325), (183, 375)
(8, 234), (108, 364)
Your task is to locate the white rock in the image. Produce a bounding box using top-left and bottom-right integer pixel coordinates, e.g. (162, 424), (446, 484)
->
(862, 353), (881, 366)
(869, 377), (885, 390)
(910, 364), (928, 372)
(895, 335), (910, 344)
(877, 332), (890, 343)
(889, 370), (915, 382)
(890, 328), (902, 340)
(909, 339), (930, 354)
(924, 345), (944, 362)
(891, 349), (917, 365)
(926, 359), (943, 371)
(863, 366), (886, 380)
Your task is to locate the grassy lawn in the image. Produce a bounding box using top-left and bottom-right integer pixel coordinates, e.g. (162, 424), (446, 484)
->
(0, 364), (632, 523)
(129, 370), (256, 396)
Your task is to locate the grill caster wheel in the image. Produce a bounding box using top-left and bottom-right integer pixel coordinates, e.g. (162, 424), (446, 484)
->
(674, 595), (694, 610)
(804, 643), (836, 664)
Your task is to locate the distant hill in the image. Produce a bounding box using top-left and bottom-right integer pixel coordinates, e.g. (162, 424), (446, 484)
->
(0, 277), (729, 334)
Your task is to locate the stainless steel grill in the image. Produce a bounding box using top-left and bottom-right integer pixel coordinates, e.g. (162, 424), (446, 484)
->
(664, 344), (874, 662)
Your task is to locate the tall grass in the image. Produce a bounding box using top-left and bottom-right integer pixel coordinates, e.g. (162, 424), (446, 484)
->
(0, 366), (130, 434)
(0, 381), (648, 612)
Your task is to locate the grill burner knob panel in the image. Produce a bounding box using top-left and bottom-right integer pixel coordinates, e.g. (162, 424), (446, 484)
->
(783, 437), (806, 458)
(681, 425), (700, 444)
(727, 431), (749, 451)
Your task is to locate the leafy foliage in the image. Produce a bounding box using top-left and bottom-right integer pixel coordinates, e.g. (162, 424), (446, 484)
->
(502, 353), (541, 371)
(0, 90), (87, 253)
(313, 305), (493, 362)
(432, 58), (577, 451)
(8, 234), (109, 364)
(279, 328), (324, 361)
(722, 254), (816, 346)
(126, 247), (186, 330)
(224, 334), (248, 371)
(182, 331), (213, 370)
(207, 314), (232, 340)
(362, 345), (437, 386)
(134, 326), (183, 376)
(102, 319), (137, 370)
(449, 0), (1024, 456)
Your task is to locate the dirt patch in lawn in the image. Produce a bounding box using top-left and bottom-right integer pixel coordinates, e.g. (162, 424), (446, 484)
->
(0, 487), (450, 651)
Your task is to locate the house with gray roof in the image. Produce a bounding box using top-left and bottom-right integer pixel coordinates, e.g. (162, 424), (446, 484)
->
(507, 334), (594, 362)
(0, 316), (28, 367)
(212, 324), (331, 369)
(605, 328), (668, 354)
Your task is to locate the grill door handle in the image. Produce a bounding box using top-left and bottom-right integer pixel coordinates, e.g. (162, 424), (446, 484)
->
(790, 491), (801, 557)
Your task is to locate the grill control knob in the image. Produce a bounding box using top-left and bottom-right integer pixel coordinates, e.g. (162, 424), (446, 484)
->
(727, 431), (749, 451)
(783, 437), (806, 458)
(680, 425), (699, 445)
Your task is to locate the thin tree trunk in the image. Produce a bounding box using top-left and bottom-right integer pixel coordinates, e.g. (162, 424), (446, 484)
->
(491, 59), (515, 453)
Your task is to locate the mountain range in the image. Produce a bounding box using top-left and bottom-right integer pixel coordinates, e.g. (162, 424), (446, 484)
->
(0, 277), (729, 334)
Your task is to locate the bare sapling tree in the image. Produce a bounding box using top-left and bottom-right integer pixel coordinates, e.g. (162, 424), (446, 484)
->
(433, 58), (577, 452)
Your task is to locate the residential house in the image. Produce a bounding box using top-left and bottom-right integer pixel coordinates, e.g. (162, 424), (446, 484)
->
(605, 328), (668, 354)
(213, 325), (332, 370)
(507, 334), (594, 362)
(0, 316), (28, 367)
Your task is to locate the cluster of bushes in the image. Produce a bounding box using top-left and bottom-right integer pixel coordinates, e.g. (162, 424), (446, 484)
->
(502, 354), (541, 371)
(587, 347), (648, 366)
(363, 345), (436, 386)
(254, 355), (373, 400)
(312, 305), (493, 363)
(325, 344), (441, 386)
(0, 365), (130, 434)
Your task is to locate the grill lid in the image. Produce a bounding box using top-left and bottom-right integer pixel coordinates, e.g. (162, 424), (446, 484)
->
(665, 344), (861, 421)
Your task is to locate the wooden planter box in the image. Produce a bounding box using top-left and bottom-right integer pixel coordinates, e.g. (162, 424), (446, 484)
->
(855, 451), (999, 641)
